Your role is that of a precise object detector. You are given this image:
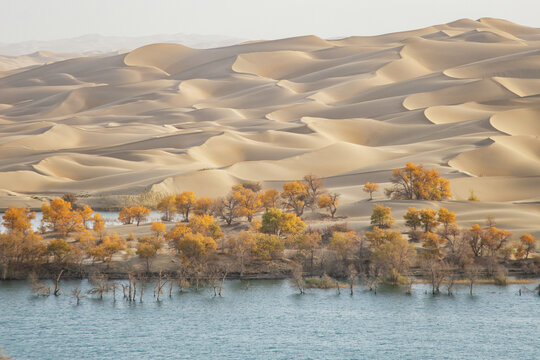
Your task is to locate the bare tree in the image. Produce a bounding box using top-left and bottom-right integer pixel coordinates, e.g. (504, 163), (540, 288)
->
(347, 264), (357, 296)
(465, 264), (481, 296)
(154, 271), (168, 301)
(28, 272), (50, 296)
(291, 265), (305, 294)
(53, 269), (65, 296)
(71, 287), (83, 305)
(88, 274), (109, 299)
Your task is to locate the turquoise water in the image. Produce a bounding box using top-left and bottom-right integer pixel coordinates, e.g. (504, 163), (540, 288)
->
(0, 280), (539, 359)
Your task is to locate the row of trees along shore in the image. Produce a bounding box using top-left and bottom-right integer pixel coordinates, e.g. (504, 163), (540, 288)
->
(0, 162), (539, 298)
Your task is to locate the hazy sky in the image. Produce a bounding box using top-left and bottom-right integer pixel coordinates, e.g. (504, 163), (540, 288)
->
(1, 0), (539, 43)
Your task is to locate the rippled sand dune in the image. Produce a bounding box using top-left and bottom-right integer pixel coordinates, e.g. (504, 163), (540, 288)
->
(1, 18), (540, 233)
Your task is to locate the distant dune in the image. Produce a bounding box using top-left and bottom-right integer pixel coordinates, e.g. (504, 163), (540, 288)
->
(1, 18), (540, 236)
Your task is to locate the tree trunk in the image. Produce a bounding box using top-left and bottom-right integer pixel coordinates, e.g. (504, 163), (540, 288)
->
(54, 269), (64, 296)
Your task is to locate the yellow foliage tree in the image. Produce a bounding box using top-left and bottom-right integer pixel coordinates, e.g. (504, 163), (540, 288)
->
(47, 238), (71, 264)
(175, 191), (196, 222)
(280, 181), (308, 216)
(370, 204), (394, 228)
(362, 182), (379, 200)
(261, 189), (280, 210)
(228, 231), (257, 276)
(233, 185), (263, 222)
(174, 232), (217, 262)
(193, 197), (213, 216)
(253, 234), (284, 260)
(157, 195), (177, 221)
(136, 235), (163, 272)
(260, 208), (305, 237)
(88, 233), (126, 264)
(329, 231), (359, 262)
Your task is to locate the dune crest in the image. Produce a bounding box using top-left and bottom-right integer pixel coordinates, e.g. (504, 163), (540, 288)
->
(1, 17), (540, 221)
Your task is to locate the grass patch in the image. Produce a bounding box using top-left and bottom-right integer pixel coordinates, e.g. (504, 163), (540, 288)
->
(304, 275), (348, 289)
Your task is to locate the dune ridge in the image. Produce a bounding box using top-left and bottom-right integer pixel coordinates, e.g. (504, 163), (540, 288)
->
(1, 18), (540, 234)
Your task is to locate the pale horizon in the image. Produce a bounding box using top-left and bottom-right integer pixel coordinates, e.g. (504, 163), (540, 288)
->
(1, 0), (539, 44)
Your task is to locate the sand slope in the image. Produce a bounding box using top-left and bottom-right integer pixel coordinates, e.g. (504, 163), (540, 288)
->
(1, 18), (540, 235)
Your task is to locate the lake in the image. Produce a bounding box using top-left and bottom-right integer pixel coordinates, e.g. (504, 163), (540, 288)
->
(0, 280), (539, 359)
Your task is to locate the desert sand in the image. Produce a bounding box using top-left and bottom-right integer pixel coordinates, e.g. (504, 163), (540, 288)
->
(1, 18), (540, 237)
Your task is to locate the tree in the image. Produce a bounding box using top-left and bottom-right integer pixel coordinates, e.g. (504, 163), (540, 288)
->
(371, 231), (416, 285)
(280, 181), (308, 216)
(365, 226), (403, 249)
(151, 222), (166, 239)
(385, 162), (451, 200)
(520, 234), (536, 259)
(132, 206), (151, 226)
(194, 197), (213, 216)
(370, 204), (394, 228)
(403, 207), (422, 241)
(188, 215), (223, 243)
(466, 224), (484, 257)
(87, 233), (126, 264)
(260, 208), (305, 237)
(303, 174), (324, 211)
(261, 189), (280, 210)
(228, 231), (257, 276)
(175, 191), (196, 222)
(136, 235), (163, 273)
(78, 205), (94, 229)
(253, 234), (284, 260)
(47, 238), (71, 264)
(212, 194), (241, 225)
(292, 231), (321, 271)
(318, 193), (339, 218)
(118, 207), (134, 225)
(329, 231), (359, 263)
(233, 185), (263, 222)
(118, 206), (150, 226)
(157, 195), (177, 221)
(419, 209), (439, 233)
(41, 198), (84, 236)
(421, 232), (446, 259)
(482, 227), (511, 257)
(363, 182), (379, 200)
(2, 207), (35, 234)
(92, 213), (106, 239)
(173, 232), (217, 262)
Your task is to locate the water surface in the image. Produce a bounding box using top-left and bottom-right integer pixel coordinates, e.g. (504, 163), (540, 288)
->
(0, 280), (539, 359)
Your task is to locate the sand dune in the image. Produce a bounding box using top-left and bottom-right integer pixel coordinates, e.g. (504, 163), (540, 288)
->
(1, 18), (540, 235)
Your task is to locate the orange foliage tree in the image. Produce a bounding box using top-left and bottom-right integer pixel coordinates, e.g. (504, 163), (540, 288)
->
(385, 162), (451, 200)
(2, 207), (35, 234)
(519, 234), (536, 259)
(318, 193), (339, 218)
(118, 206), (150, 226)
(41, 198), (84, 236)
